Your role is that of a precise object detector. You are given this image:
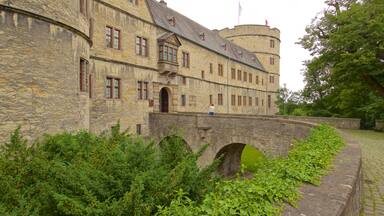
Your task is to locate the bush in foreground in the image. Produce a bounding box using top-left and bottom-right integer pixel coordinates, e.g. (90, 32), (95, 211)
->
(0, 125), (218, 215)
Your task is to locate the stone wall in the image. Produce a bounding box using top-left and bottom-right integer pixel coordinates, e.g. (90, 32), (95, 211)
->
(283, 131), (362, 216)
(375, 120), (384, 131)
(0, 6), (90, 143)
(273, 115), (361, 129)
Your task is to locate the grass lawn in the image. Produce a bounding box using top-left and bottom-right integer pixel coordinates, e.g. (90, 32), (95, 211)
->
(342, 129), (384, 141)
(241, 145), (266, 173)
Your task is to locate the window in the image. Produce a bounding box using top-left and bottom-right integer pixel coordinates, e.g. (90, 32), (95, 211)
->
(137, 81), (148, 100)
(218, 64), (224, 76)
(182, 51), (190, 68)
(201, 70), (205, 79)
(159, 45), (178, 63)
(136, 36), (148, 56)
(256, 97), (259, 106)
(256, 76), (259, 85)
(243, 96), (247, 106)
(181, 95), (186, 106)
(210, 63), (213, 73)
(249, 97), (252, 106)
(237, 70), (242, 81)
(80, 58), (88, 92)
(182, 76), (187, 85)
(268, 95), (271, 108)
(218, 94), (223, 105)
(143, 82), (148, 100)
(105, 77), (120, 99)
(262, 99), (264, 106)
(238, 96), (242, 106)
(80, 0), (87, 15)
(129, 0), (138, 5)
(105, 78), (112, 98)
(136, 124), (142, 135)
(209, 95), (213, 105)
(89, 74), (92, 98)
(113, 29), (121, 49)
(113, 79), (121, 99)
(231, 95), (236, 106)
(243, 72), (247, 82)
(270, 76), (275, 84)
(270, 56), (275, 65)
(270, 39), (275, 48)
(249, 74), (253, 83)
(106, 26), (121, 49)
(106, 26), (113, 48)
(231, 68), (236, 79)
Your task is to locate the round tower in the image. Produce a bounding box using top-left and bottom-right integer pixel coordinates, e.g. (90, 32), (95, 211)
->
(0, 0), (92, 142)
(218, 25), (280, 114)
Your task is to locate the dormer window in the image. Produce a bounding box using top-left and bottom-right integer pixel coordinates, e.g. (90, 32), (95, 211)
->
(199, 32), (205, 41)
(238, 51), (243, 57)
(221, 43), (227, 50)
(167, 16), (176, 26)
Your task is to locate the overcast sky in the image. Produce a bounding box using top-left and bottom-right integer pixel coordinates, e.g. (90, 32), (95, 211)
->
(163, 0), (326, 91)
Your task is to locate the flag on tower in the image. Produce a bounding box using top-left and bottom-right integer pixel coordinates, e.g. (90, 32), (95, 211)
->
(238, 1), (242, 24)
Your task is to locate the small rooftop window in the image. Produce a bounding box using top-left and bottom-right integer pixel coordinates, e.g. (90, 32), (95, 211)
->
(167, 16), (176, 26)
(199, 32), (205, 41)
(221, 43), (227, 50)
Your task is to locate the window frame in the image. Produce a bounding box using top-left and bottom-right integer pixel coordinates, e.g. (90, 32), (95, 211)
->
(106, 26), (121, 50)
(182, 51), (190, 68)
(218, 93), (223, 106)
(181, 94), (186, 106)
(231, 68), (236, 80)
(231, 95), (236, 106)
(237, 70), (242, 81)
(79, 58), (89, 93)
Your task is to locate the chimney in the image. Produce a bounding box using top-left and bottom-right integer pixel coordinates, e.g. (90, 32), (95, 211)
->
(159, 0), (167, 7)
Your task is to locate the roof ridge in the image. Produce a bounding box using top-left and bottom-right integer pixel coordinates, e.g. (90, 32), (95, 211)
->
(146, 0), (266, 72)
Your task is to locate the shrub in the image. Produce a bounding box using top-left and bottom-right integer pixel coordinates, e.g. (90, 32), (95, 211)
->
(157, 125), (345, 216)
(0, 125), (219, 215)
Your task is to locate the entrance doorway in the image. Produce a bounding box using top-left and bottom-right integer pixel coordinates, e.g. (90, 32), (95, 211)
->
(160, 88), (170, 113)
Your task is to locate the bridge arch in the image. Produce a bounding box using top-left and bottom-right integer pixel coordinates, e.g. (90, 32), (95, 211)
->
(215, 143), (266, 176)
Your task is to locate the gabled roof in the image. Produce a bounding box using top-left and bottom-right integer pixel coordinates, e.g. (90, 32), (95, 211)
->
(146, 0), (266, 72)
(158, 32), (182, 47)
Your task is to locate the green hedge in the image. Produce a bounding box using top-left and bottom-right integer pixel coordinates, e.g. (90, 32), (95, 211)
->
(156, 125), (345, 216)
(0, 125), (219, 216)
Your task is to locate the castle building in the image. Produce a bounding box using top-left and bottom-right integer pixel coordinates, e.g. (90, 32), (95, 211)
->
(0, 0), (280, 142)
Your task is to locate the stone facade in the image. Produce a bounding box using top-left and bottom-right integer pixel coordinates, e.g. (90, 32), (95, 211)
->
(0, 0), (280, 142)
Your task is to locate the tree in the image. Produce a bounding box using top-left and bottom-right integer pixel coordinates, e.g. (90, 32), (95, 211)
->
(298, 0), (384, 125)
(300, 0), (384, 97)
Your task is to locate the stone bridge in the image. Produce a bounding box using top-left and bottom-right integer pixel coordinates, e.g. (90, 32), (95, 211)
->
(149, 112), (316, 176)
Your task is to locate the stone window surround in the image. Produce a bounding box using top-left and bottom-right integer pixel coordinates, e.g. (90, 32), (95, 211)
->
(106, 26), (121, 50)
(136, 36), (148, 57)
(137, 81), (149, 100)
(182, 51), (190, 68)
(105, 77), (121, 99)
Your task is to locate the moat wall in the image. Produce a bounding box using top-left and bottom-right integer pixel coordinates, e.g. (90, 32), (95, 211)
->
(284, 131), (362, 216)
(375, 120), (384, 131)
